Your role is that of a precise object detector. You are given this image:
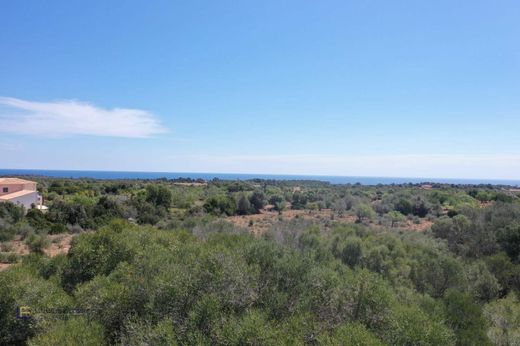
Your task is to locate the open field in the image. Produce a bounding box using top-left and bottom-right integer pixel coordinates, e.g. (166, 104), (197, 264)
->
(227, 207), (433, 235)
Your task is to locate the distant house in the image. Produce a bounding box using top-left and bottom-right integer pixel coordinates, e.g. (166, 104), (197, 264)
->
(0, 178), (45, 211)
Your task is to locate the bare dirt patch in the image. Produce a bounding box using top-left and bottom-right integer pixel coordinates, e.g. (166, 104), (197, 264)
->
(0, 263), (13, 271)
(0, 233), (75, 271)
(9, 237), (30, 256)
(227, 212), (279, 236)
(227, 208), (358, 235)
(44, 234), (74, 257)
(403, 219), (433, 232)
(227, 207), (433, 235)
(173, 182), (207, 187)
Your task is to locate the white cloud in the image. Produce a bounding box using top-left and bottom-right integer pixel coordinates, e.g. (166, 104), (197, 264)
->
(0, 97), (167, 138)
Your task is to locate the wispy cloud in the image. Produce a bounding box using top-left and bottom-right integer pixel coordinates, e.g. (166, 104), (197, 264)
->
(0, 97), (167, 138)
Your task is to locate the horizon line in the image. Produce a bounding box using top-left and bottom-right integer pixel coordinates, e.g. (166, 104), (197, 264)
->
(1, 167), (519, 184)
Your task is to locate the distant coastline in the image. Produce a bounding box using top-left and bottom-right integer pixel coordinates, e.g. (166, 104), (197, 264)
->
(1, 168), (519, 187)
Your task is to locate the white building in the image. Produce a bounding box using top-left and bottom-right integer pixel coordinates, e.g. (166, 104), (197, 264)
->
(0, 178), (45, 211)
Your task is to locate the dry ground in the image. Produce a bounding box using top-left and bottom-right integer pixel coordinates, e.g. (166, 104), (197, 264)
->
(0, 233), (75, 271)
(227, 208), (433, 235)
(44, 234), (74, 257)
(0, 263), (12, 271)
(172, 182), (207, 187)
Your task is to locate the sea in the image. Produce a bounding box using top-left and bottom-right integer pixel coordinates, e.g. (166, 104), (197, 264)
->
(1, 169), (519, 186)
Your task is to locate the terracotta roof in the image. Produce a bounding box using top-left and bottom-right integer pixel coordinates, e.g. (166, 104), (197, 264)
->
(0, 177), (36, 185)
(0, 190), (37, 200)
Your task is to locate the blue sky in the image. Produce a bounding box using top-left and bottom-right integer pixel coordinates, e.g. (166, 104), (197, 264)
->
(1, 1), (519, 179)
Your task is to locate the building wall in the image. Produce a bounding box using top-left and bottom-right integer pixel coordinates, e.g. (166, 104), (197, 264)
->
(0, 182), (37, 196)
(0, 183), (24, 196)
(22, 182), (37, 191)
(4, 191), (40, 210)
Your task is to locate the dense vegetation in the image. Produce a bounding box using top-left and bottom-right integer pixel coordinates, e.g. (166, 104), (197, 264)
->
(1, 177), (520, 345)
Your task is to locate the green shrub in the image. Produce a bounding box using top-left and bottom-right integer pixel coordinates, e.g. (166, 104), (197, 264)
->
(25, 232), (50, 253)
(120, 318), (177, 346)
(318, 323), (384, 346)
(27, 317), (105, 346)
(0, 252), (18, 263)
